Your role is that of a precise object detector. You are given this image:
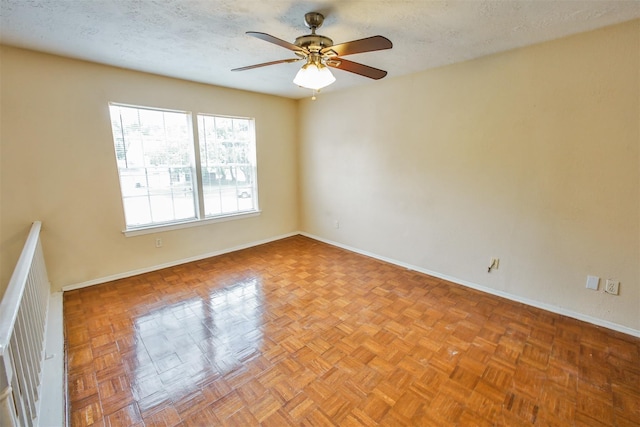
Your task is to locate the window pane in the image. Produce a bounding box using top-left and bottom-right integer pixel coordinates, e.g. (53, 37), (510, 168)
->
(109, 105), (196, 228)
(197, 115), (258, 218)
(123, 197), (152, 226)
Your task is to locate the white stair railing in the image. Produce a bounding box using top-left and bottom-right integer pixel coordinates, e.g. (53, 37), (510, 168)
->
(0, 222), (50, 427)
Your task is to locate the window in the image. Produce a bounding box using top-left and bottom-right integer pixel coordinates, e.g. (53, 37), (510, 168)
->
(198, 114), (258, 217)
(109, 104), (258, 232)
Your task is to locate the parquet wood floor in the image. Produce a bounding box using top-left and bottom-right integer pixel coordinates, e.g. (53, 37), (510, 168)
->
(64, 235), (640, 426)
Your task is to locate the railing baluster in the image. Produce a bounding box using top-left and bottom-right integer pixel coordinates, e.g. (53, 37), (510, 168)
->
(9, 334), (31, 424)
(29, 285), (43, 415)
(8, 337), (30, 425)
(24, 281), (42, 401)
(20, 293), (36, 404)
(17, 308), (37, 421)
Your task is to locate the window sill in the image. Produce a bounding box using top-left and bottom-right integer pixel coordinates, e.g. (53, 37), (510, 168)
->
(122, 210), (261, 237)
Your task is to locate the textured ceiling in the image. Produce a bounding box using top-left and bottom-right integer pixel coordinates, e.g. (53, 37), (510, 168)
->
(1, 0), (639, 99)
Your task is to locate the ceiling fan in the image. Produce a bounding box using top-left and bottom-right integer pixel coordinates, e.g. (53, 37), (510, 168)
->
(232, 12), (393, 93)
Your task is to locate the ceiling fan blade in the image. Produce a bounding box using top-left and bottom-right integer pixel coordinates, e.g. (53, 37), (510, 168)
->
(247, 31), (306, 53)
(232, 58), (302, 72)
(327, 58), (387, 80)
(321, 35), (392, 57)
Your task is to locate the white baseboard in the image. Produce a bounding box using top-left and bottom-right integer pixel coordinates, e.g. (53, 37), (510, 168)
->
(62, 232), (299, 292)
(300, 232), (640, 338)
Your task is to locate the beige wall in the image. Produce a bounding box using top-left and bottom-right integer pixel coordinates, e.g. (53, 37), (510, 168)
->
(0, 47), (298, 293)
(299, 20), (640, 332)
(2, 20), (638, 333)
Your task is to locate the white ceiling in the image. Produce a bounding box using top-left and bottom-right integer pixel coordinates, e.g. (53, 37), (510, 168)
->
(1, 1), (639, 99)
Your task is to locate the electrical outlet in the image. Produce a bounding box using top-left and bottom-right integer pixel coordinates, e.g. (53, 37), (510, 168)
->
(488, 257), (499, 272)
(605, 279), (619, 295)
(334, 220), (340, 229)
(155, 238), (162, 248)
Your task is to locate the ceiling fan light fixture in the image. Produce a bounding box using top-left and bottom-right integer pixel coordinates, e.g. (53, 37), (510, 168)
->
(293, 61), (336, 90)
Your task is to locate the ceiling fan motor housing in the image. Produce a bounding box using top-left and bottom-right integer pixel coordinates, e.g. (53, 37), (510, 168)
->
(294, 34), (334, 53)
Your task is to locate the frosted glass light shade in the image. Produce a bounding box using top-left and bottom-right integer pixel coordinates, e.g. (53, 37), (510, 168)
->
(293, 63), (336, 90)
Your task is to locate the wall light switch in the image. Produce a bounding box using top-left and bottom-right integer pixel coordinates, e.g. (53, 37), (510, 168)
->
(586, 275), (599, 290)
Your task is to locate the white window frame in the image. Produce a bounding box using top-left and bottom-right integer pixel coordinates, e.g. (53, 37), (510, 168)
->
(108, 103), (260, 236)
